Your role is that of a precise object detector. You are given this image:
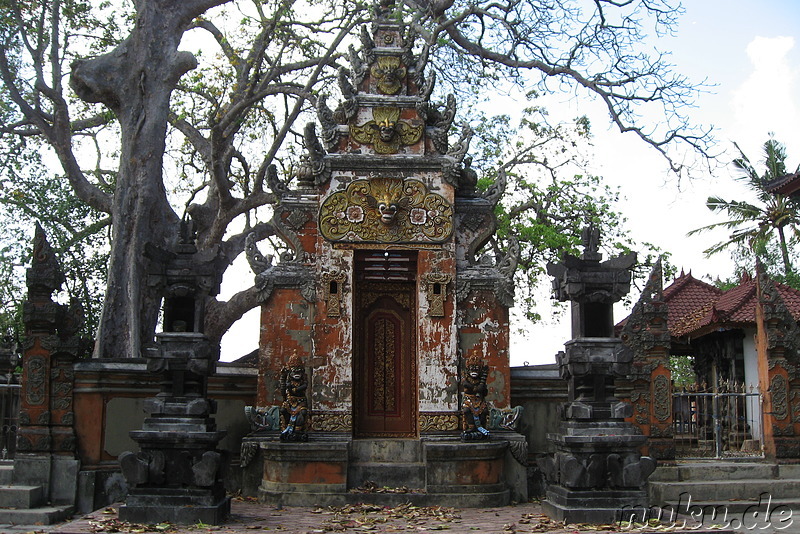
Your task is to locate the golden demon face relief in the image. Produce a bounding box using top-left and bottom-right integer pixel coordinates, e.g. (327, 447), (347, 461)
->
(350, 107), (423, 154)
(370, 56), (407, 95)
(319, 177), (453, 244)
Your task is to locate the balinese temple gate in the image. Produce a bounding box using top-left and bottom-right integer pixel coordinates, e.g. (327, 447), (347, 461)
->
(242, 2), (526, 506)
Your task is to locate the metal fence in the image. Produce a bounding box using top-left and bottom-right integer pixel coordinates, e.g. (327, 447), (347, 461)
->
(672, 380), (763, 458)
(0, 382), (20, 460)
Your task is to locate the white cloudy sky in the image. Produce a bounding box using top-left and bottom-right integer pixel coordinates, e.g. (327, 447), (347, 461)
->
(219, 1), (800, 363)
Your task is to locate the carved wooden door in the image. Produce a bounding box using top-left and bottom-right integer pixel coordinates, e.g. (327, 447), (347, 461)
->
(354, 282), (417, 437)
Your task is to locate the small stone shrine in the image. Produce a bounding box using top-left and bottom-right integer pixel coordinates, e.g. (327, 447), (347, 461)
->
(118, 220), (230, 524)
(539, 227), (656, 524)
(241, 0), (527, 506)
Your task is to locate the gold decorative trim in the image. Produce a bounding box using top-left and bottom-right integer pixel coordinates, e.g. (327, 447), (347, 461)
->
(371, 56), (406, 95)
(320, 177), (453, 244)
(310, 411), (353, 432)
(419, 412), (460, 432)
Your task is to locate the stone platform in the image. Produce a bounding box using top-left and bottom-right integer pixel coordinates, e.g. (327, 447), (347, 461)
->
(247, 434), (527, 507)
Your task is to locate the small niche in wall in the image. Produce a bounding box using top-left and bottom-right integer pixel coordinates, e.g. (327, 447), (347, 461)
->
(322, 269), (346, 317)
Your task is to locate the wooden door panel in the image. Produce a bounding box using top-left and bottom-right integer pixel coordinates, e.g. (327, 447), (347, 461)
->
(354, 283), (416, 437)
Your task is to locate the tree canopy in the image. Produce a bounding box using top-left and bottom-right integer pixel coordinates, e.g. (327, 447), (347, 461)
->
(0, 0), (713, 358)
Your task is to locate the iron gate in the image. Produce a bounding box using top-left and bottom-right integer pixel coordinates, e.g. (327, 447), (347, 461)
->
(0, 382), (20, 460)
(672, 380), (763, 458)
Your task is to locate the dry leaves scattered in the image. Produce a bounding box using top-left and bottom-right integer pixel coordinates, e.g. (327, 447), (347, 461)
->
(312, 502), (461, 532)
(88, 516), (177, 534)
(347, 481), (425, 494)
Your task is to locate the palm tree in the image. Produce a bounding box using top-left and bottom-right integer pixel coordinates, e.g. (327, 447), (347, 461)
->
(688, 135), (800, 275)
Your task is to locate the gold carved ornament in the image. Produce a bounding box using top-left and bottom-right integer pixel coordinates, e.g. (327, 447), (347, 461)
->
(319, 177), (453, 244)
(423, 272), (452, 317)
(321, 269), (346, 317)
(350, 107), (423, 154)
(370, 56), (406, 95)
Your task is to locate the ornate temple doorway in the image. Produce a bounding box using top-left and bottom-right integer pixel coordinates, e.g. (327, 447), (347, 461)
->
(353, 251), (418, 437)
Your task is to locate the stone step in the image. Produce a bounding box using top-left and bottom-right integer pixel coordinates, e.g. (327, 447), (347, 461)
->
(0, 465), (13, 485)
(650, 462), (778, 482)
(778, 464), (800, 479)
(0, 485), (45, 509)
(650, 479), (800, 504)
(349, 439), (422, 464)
(348, 462), (426, 490)
(655, 497), (800, 517)
(0, 505), (74, 526)
(268, 488), (510, 508)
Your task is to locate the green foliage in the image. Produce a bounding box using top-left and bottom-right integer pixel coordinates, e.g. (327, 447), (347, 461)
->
(0, 0), (120, 344)
(469, 104), (669, 322)
(668, 355), (696, 388)
(0, 0), (711, 349)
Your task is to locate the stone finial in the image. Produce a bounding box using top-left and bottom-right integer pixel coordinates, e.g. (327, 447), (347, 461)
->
(26, 223), (65, 295)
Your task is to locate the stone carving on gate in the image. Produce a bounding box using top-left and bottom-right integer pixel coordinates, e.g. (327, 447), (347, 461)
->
(310, 412), (353, 432)
(371, 56), (406, 95)
(772, 374), (789, 420)
(350, 107), (423, 154)
(653, 374), (671, 422)
(319, 177), (453, 243)
(244, 405), (280, 432)
(419, 412), (459, 432)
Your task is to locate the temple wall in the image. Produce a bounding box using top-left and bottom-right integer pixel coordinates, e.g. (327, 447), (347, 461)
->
(509, 365), (567, 496)
(257, 289), (314, 407)
(311, 245), (353, 417)
(417, 249), (458, 413)
(72, 360), (256, 508)
(457, 290), (512, 409)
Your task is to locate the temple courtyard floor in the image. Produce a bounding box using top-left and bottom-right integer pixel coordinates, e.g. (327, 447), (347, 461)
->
(2, 497), (797, 533)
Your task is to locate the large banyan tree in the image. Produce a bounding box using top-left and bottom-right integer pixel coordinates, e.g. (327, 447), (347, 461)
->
(0, 0), (711, 358)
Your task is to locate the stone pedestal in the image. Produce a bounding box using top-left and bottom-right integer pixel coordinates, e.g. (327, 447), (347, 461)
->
(541, 228), (655, 524)
(118, 334), (230, 524)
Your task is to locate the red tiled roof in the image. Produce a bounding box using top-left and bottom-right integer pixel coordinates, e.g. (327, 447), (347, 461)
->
(663, 271), (800, 338)
(661, 271), (722, 334)
(764, 171), (800, 196)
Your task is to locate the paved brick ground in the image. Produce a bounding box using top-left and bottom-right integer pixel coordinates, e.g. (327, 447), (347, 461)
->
(1, 499), (630, 534)
(4, 498), (797, 534)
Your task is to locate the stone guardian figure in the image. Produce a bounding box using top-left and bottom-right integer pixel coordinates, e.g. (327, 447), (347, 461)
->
(461, 356), (490, 440)
(279, 352), (309, 441)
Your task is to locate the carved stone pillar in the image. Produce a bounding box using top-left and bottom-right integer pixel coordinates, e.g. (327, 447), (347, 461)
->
(16, 224), (84, 505)
(620, 259), (675, 461)
(755, 265), (800, 460)
(118, 220), (230, 525)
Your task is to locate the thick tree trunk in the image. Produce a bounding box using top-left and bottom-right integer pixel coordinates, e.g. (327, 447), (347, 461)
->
(71, 0), (229, 358)
(778, 225), (793, 275)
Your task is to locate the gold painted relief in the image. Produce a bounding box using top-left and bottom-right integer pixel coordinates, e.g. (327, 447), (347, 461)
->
(419, 412), (460, 432)
(423, 272), (452, 317)
(319, 177), (453, 244)
(371, 56), (406, 95)
(310, 412), (353, 432)
(321, 269), (346, 317)
(350, 107), (422, 154)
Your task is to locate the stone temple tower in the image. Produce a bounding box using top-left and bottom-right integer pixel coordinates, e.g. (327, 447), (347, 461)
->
(243, 1), (526, 506)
